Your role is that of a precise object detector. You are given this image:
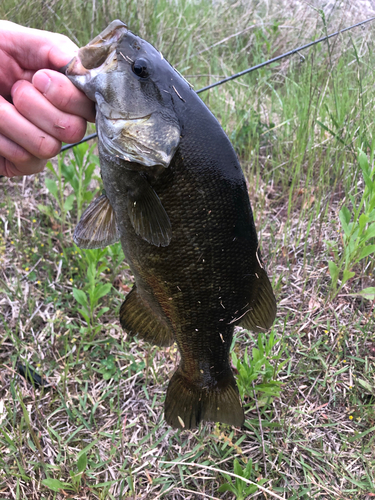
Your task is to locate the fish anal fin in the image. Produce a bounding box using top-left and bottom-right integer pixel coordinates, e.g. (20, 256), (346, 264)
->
(239, 268), (277, 332)
(74, 194), (120, 249)
(127, 174), (172, 247)
(165, 369), (244, 429)
(120, 286), (174, 347)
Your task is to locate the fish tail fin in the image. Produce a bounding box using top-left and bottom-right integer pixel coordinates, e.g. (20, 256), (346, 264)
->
(164, 369), (244, 429)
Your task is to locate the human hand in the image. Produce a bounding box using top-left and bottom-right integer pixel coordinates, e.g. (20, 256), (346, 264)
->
(0, 21), (96, 177)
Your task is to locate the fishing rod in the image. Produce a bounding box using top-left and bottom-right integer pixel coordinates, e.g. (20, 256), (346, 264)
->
(60, 15), (375, 153)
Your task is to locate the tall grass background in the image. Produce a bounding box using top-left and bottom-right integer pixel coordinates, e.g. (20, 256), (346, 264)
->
(1, 0), (375, 498)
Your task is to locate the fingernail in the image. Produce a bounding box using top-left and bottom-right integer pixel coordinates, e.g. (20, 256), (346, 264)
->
(11, 80), (22, 97)
(33, 71), (51, 95)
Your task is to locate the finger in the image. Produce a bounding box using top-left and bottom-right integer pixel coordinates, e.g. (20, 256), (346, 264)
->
(12, 79), (88, 144)
(0, 96), (61, 160)
(33, 70), (96, 122)
(0, 21), (79, 70)
(0, 134), (46, 177)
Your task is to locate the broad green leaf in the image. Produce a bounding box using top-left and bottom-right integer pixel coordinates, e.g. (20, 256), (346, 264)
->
(45, 178), (58, 199)
(244, 459), (253, 475)
(357, 378), (374, 394)
(328, 261), (339, 282)
(233, 459), (243, 477)
(42, 478), (73, 492)
(45, 161), (54, 172)
(61, 162), (75, 183)
(77, 452), (87, 473)
(78, 308), (90, 324)
(359, 245), (375, 260)
(93, 283), (112, 302)
(342, 270), (355, 284)
(83, 190), (94, 203)
(257, 334), (265, 356)
(358, 213), (369, 232)
(362, 224), (375, 241)
(87, 262), (96, 282)
(367, 209), (375, 222)
(339, 206), (352, 237)
(218, 483), (235, 494)
(255, 383), (281, 396)
(73, 288), (88, 307)
(358, 149), (369, 174)
(64, 193), (75, 212)
(73, 143), (86, 166)
(96, 306), (110, 318)
(97, 262), (109, 275)
(358, 151), (372, 189)
(356, 287), (375, 300)
(244, 485), (259, 495)
(71, 177), (79, 192)
(83, 163), (97, 187)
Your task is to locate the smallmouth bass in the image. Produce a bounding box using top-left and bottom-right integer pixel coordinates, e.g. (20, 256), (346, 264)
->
(64, 20), (276, 429)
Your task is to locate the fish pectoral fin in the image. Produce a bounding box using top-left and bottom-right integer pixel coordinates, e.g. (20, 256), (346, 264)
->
(127, 176), (172, 247)
(74, 193), (120, 249)
(120, 286), (174, 347)
(165, 369), (244, 430)
(239, 268), (277, 332)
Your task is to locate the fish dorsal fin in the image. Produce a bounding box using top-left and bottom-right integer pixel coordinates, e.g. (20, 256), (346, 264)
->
(127, 174), (172, 247)
(238, 267), (276, 332)
(74, 194), (120, 249)
(120, 285), (174, 347)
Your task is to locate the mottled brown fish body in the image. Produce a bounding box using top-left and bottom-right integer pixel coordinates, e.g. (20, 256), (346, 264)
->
(64, 21), (276, 429)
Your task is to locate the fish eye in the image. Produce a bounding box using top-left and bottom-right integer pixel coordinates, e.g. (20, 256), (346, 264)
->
(132, 58), (149, 78)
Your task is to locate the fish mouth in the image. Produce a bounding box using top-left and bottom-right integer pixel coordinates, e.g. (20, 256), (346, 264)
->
(62, 20), (128, 77)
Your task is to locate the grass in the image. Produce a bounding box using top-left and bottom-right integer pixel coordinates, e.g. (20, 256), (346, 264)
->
(1, 0), (375, 498)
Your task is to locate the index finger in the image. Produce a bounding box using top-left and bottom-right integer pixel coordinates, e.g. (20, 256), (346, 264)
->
(32, 70), (96, 122)
(0, 21), (79, 70)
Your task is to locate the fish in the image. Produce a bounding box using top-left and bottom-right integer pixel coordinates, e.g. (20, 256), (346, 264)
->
(63, 20), (276, 429)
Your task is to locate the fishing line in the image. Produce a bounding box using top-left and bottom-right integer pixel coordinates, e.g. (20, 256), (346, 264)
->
(59, 15), (375, 153)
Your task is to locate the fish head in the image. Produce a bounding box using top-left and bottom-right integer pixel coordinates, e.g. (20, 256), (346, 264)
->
(64, 20), (183, 167)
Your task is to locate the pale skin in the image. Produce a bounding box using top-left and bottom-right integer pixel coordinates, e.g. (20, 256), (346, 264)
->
(0, 21), (96, 177)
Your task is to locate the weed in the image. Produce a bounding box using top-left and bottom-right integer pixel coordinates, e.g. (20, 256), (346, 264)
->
(41, 451), (87, 494)
(38, 142), (100, 231)
(98, 354), (121, 381)
(37, 154), (75, 231)
(218, 458), (267, 499)
(327, 147), (375, 299)
(72, 247), (113, 338)
(232, 331), (288, 404)
(64, 142), (100, 222)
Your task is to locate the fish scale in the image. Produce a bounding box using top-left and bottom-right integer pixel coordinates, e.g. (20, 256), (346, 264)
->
(64, 20), (276, 429)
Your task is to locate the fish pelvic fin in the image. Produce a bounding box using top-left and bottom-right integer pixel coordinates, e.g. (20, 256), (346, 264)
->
(120, 286), (174, 347)
(74, 194), (120, 249)
(164, 369), (244, 429)
(127, 174), (172, 247)
(239, 267), (277, 332)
